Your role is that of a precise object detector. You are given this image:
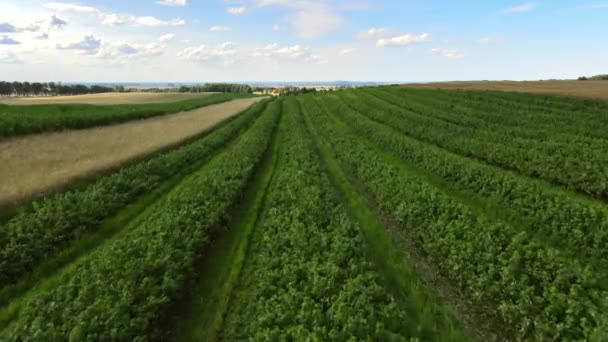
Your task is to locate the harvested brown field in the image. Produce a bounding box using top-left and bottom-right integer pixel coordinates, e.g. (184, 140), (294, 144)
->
(404, 80), (608, 101)
(0, 92), (216, 105)
(0, 97), (264, 206)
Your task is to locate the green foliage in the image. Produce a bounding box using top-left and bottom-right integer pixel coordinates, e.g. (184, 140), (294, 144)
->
(589, 74), (608, 80)
(221, 96), (433, 340)
(0, 81), (114, 97)
(324, 91), (608, 268)
(0, 93), (250, 137)
(178, 83), (253, 94)
(0, 100), (268, 290)
(2, 98), (281, 340)
(352, 86), (608, 200)
(278, 87), (318, 96)
(300, 89), (608, 340)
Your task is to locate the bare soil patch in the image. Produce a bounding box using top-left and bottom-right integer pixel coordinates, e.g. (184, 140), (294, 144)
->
(0, 97), (264, 206)
(0, 92), (217, 105)
(405, 80), (608, 101)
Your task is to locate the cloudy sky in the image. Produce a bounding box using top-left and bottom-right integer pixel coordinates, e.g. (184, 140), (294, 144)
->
(0, 0), (606, 82)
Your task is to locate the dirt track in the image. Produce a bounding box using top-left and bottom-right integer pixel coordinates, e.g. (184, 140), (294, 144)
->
(0, 92), (216, 105)
(405, 80), (608, 101)
(0, 97), (264, 206)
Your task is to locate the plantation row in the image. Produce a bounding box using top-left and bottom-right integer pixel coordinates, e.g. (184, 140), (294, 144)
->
(1, 86), (607, 340)
(392, 87), (608, 138)
(222, 97), (415, 339)
(220, 97), (471, 340)
(0, 99), (268, 290)
(0, 92), (249, 137)
(353, 87), (608, 200)
(331, 91), (608, 266)
(1, 98), (280, 339)
(302, 93), (608, 340)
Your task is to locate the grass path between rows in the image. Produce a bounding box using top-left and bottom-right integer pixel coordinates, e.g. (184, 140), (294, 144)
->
(165, 102), (283, 342)
(299, 98), (473, 341)
(328, 94), (608, 265)
(0, 109), (260, 331)
(312, 98), (522, 340)
(356, 89), (608, 204)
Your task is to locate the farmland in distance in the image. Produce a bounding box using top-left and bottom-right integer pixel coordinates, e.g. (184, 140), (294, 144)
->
(0, 92), (215, 105)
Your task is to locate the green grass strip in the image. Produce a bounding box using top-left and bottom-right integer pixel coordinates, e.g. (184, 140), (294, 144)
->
(299, 97), (469, 342)
(171, 102), (283, 342)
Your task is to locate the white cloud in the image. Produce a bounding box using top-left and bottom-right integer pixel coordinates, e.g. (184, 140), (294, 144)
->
(0, 51), (22, 64)
(36, 33), (50, 40)
(159, 34), (175, 42)
(178, 42), (238, 66)
(227, 7), (247, 15)
(294, 9), (341, 38)
(478, 37), (493, 44)
(100, 14), (184, 27)
(252, 42), (325, 64)
(256, 0), (288, 5)
(272, 24), (287, 31)
(98, 41), (165, 60)
(157, 0), (187, 6)
(0, 35), (20, 45)
(257, 0), (342, 38)
(357, 27), (393, 39)
(254, 43), (307, 59)
(210, 26), (231, 32)
(101, 14), (127, 26)
(339, 47), (355, 55)
(305, 54), (327, 64)
(430, 48), (464, 59)
(43, 2), (99, 14)
(502, 2), (536, 13)
(134, 16), (185, 27)
(49, 15), (68, 29)
(0, 23), (18, 33)
(44, 2), (185, 27)
(377, 33), (431, 47)
(57, 34), (101, 55)
(0, 16), (66, 33)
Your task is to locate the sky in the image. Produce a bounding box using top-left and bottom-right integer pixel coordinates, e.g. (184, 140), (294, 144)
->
(0, 0), (606, 82)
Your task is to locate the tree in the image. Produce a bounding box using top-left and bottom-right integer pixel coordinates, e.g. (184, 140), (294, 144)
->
(31, 82), (44, 95)
(0, 81), (13, 96)
(199, 83), (252, 94)
(48, 82), (57, 95)
(12, 82), (23, 96)
(0, 81), (119, 96)
(22, 82), (32, 96)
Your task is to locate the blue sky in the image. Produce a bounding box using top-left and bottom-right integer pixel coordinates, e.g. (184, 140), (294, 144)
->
(0, 0), (606, 82)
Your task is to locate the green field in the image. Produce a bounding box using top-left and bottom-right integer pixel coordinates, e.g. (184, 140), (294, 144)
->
(0, 92), (251, 137)
(1, 86), (607, 341)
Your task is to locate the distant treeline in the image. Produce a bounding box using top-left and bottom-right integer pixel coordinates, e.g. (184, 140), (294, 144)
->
(176, 83), (253, 94)
(0, 81), (115, 97)
(278, 87), (319, 96)
(578, 74), (608, 81)
(0, 81), (254, 97)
